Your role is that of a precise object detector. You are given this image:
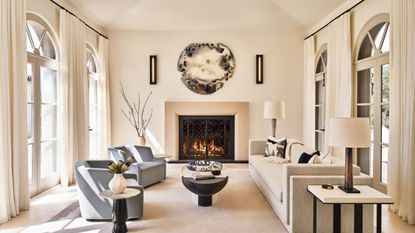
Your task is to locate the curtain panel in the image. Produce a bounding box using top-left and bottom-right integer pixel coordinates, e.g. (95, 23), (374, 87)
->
(97, 36), (112, 159)
(388, 0), (415, 224)
(59, 10), (88, 186)
(302, 36), (315, 148)
(0, 0), (30, 224)
(325, 12), (353, 156)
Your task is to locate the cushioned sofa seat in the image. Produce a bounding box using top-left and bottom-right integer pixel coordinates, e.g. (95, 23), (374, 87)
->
(249, 139), (374, 233)
(249, 155), (283, 202)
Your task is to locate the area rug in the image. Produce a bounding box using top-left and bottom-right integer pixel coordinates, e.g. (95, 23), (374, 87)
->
(35, 164), (287, 233)
(47, 201), (81, 222)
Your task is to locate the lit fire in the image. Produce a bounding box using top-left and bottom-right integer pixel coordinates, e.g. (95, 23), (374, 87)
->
(190, 139), (224, 157)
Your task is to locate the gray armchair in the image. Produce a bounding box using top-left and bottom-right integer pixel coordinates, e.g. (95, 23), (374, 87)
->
(74, 160), (144, 220)
(110, 146), (166, 187)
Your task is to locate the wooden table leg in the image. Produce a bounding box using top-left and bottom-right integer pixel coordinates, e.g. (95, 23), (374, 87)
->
(354, 204), (363, 233)
(333, 204), (341, 233)
(112, 199), (128, 233)
(377, 204), (382, 233)
(313, 196), (317, 233)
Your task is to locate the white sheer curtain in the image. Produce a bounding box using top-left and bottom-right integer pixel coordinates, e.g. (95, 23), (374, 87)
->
(0, 0), (30, 223)
(325, 12), (352, 156)
(59, 10), (88, 186)
(97, 36), (112, 159)
(302, 36), (315, 148)
(388, 0), (415, 224)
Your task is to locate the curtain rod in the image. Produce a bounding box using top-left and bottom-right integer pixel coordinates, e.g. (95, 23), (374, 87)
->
(304, 0), (365, 40)
(49, 0), (109, 40)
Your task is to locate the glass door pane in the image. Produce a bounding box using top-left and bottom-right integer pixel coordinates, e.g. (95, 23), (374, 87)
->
(40, 140), (57, 178)
(356, 67), (375, 176)
(380, 63), (390, 184)
(40, 66), (57, 180)
(89, 77), (98, 159)
(315, 79), (325, 105)
(27, 63), (34, 183)
(357, 68), (374, 104)
(381, 145), (388, 184)
(315, 132), (324, 152)
(28, 144), (33, 182)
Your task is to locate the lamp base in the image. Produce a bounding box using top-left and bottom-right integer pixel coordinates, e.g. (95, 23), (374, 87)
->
(338, 185), (360, 193)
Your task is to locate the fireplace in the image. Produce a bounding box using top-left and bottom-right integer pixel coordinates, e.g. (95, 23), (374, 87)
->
(179, 116), (235, 161)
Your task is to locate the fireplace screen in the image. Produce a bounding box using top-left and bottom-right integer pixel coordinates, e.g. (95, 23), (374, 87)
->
(179, 116), (234, 161)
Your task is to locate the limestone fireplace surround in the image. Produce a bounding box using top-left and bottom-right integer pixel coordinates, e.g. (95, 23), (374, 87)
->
(164, 102), (249, 161)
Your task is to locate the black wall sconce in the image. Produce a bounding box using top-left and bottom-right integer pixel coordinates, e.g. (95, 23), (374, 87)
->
(150, 55), (157, 85)
(256, 55), (263, 84)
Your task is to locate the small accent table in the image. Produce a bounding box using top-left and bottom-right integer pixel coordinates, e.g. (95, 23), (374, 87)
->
(307, 185), (393, 233)
(99, 188), (141, 233)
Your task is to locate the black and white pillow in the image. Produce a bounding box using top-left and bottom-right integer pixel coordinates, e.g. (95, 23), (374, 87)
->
(265, 137), (287, 158)
(298, 151), (320, 164)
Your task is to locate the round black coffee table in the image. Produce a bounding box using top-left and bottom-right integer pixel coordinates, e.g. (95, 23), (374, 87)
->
(180, 166), (228, 207)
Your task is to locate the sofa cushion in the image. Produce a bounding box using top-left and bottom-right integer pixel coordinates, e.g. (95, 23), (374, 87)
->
(290, 143), (317, 164)
(298, 151), (320, 163)
(265, 136), (287, 158)
(250, 155), (283, 202)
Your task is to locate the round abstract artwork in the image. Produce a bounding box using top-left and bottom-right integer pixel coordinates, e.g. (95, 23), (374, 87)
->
(177, 43), (235, 95)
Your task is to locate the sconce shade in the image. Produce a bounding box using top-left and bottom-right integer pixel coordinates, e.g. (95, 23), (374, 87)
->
(328, 117), (370, 148)
(263, 101), (285, 119)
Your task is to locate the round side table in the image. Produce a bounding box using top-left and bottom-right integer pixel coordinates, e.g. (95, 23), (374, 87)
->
(99, 188), (141, 233)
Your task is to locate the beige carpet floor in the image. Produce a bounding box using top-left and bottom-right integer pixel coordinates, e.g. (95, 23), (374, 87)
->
(13, 164), (287, 233)
(135, 164), (287, 233)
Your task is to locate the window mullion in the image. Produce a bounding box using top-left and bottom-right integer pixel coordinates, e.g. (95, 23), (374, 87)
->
(379, 23), (389, 51)
(26, 27), (36, 51)
(38, 30), (46, 49)
(33, 60), (41, 189)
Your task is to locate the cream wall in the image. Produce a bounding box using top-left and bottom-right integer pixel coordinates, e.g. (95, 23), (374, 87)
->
(108, 24), (305, 155)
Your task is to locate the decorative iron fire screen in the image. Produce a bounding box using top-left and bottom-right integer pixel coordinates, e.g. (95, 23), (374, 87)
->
(179, 116), (234, 161)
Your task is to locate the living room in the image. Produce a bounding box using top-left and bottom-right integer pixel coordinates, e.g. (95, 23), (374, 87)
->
(0, 0), (414, 232)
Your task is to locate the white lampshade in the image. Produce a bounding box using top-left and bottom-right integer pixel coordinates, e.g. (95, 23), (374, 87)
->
(263, 101), (285, 119)
(328, 117), (370, 148)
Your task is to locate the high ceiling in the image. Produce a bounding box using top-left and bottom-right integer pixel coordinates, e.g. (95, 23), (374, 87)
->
(67, 0), (347, 30)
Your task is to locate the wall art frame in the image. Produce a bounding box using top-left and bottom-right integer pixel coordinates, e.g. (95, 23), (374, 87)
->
(177, 43), (235, 95)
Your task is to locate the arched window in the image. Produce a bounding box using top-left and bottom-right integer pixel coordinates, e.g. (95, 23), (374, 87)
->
(315, 46), (327, 151)
(87, 45), (99, 159)
(354, 14), (390, 192)
(26, 14), (59, 196)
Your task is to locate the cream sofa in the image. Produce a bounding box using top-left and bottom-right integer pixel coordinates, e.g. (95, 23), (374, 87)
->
(249, 139), (374, 233)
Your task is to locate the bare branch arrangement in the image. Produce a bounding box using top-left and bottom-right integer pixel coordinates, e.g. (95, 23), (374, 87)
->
(119, 82), (153, 137)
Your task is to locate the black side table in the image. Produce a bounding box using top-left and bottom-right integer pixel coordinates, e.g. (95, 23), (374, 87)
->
(307, 185), (393, 233)
(100, 188), (141, 233)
